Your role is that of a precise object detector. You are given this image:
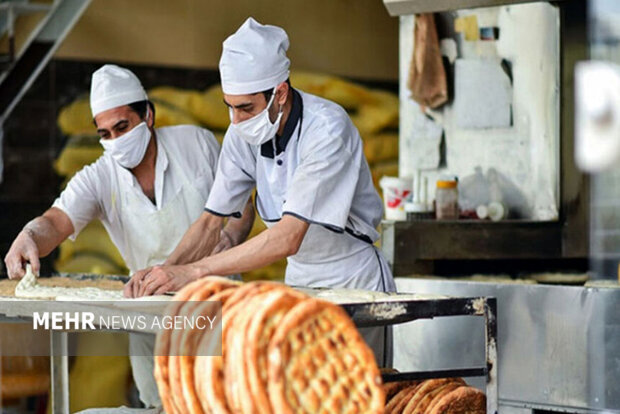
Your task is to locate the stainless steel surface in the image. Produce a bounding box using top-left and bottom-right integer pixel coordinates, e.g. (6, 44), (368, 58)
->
(394, 277), (620, 412)
(382, 0), (559, 16)
(50, 331), (69, 414)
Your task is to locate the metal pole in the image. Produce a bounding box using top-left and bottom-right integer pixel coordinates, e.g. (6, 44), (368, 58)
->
(485, 298), (499, 414)
(50, 331), (69, 414)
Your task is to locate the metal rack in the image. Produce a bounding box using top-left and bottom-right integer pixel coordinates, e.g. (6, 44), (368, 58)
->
(340, 295), (498, 414)
(0, 290), (498, 414)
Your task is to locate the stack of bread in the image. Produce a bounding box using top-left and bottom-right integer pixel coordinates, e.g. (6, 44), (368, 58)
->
(154, 277), (487, 414)
(154, 277), (385, 413)
(383, 375), (486, 414)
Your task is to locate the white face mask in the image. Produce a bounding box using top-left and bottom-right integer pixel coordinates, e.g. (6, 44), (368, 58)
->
(229, 87), (283, 146)
(100, 121), (151, 169)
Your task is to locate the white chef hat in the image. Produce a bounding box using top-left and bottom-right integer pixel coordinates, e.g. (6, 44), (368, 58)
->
(90, 64), (148, 117)
(219, 17), (290, 95)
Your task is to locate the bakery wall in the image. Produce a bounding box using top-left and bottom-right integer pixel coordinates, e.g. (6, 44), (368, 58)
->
(55, 0), (399, 81)
(399, 3), (560, 221)
(0, 2), (399, 276)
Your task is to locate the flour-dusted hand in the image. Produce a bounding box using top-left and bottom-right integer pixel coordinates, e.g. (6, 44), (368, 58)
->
(4, 229), (40, 280)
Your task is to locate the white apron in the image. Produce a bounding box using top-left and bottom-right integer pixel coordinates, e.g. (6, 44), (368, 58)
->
(113, 136), (207, 408)
(113, 137), (206, 275)
(257, 134), (395, 293)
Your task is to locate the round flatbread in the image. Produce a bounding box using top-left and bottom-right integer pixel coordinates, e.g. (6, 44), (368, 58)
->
(179, 289), (235, 414)
(401, 379), (465, 414)
(155, 276), (239, 414)
(224, 284), (296, 413)
(243, 289), (306, 413)
(383, 380), (420, 403)
(194, 281), (285, 413)
(268, 298), (384, 414)
(404, 381), (463, 414)
(429, 386), (486, 414)
(385, 384), (421, 414)
(426, 382), (468, 413)
(224, 294), (263, 413)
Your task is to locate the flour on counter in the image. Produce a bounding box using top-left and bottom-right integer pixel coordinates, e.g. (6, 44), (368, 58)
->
(15, 265), (124, 300)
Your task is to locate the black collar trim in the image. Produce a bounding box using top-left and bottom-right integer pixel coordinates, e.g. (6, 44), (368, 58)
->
(261, 88), (303, 159)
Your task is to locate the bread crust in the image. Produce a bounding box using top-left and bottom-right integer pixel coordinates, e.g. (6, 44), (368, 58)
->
(243, 289), (305, 413)
(428, 386), (486, 414)
(268, 298), (384, 414)
(155, 277), (239, 414)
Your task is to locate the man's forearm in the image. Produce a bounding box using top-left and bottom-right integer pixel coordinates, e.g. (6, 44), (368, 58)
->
(165, 212), (224, 266)
(27, 210), (73, 257)
(221, 200), (255, 246)
(189, 215), (308, 277)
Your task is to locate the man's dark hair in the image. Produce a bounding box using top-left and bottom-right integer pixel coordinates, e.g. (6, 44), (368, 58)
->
(128, 100), (156, 122)
(257, 78), (291, 101)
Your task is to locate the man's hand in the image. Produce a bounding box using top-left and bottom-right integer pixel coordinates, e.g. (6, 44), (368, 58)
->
(4, 230), (40, 279)
(212, 229), (235, 254)
(123, 266), (152, 298)
(125, 265), (199, 298)
(4, 208), (74, 280)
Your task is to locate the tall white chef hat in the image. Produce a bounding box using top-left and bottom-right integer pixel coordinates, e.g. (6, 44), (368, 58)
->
(90, 64), (148, 117)
(219, 17), (290, 95)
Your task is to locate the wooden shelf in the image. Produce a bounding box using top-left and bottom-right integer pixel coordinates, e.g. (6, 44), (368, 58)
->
(380, 220), (564, 273)
(382, 0), (564, 16)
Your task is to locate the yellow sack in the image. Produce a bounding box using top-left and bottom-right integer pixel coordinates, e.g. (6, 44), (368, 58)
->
(149, 85), (230, 131)
(289, 71), (331, 97)
(57, 98), (95, 136)
(323, 77), (376, 110)
(53, 135), (103, 179)
(243, 260), (286, 282)
(67, 333), (131, 412)
(363, 133), (399, 164)
(57, 221), (126, 271)
(212, 130), (226, 144)
(55, 252), (126, 276)
(370, 161), (399, 188)
(148, 86), (202, 114)
(290, 71), (375, 110)
(352, 90), (399, 135)
(151, 99), (200, 127)
(193, 86), (230, 130)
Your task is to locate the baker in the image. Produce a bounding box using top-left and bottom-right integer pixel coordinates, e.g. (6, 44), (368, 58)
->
(3, 64), (253, 409)
(130, 18), (396, 362)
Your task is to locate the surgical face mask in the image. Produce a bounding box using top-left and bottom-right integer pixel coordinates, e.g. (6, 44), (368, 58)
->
(229, 87), (283, 146)
(100, 121), (151, 168)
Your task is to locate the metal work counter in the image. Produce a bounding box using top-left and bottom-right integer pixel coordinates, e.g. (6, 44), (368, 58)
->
(1, 288), (498, 413)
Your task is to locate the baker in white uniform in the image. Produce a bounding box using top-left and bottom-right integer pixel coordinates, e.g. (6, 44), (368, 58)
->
(132, 19), (396, 311)
(3, 64), (253, 410)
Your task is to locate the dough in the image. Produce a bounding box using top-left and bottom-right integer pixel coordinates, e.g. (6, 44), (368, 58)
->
(15, 265), (124, 300)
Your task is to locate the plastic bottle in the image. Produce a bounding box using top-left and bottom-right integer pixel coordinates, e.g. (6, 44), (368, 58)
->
(435, 177), (459, 220)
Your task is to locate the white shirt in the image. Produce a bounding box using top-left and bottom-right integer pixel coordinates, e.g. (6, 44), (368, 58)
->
(206, 89), (395, 292)
(53, 125), (220, 262)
